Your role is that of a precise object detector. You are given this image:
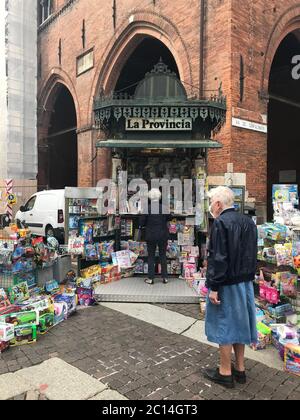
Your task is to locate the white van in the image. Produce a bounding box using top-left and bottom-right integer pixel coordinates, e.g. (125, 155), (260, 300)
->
(15, 190), (65, 242)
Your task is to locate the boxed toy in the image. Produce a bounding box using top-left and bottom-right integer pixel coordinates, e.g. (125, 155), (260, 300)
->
(0, 310), (39, 327)
(284, 344), (300, 377)
(77, 287), (95, 306)
(8, 282), (30, 304)
(0, 341), (10, 353)
(38, 312), (54, 334)
(53, 301), (68, 325)
(54, 293), (77, 316)
(10, 324), (37, 346)
(0, 323), (14, 342)
(0, 288), (10, 309)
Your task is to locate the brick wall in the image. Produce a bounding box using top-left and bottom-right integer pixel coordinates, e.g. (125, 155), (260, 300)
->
(38, 0), (300, 211)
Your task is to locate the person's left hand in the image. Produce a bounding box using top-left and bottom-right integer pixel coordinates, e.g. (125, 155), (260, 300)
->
(209, 291), (221, 305)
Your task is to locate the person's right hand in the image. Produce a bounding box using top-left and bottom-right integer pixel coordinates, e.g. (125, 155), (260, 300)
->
(209, 291), (221, 305)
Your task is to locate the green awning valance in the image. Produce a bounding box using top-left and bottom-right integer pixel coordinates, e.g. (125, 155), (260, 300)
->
(96, 139), (222, 149)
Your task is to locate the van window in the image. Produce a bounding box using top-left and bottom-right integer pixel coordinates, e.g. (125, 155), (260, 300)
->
(35, 194), (58, 210)
(24, 196), (36, 211)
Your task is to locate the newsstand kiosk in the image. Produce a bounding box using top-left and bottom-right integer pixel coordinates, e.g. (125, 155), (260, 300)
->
(90, 61), (227, 303)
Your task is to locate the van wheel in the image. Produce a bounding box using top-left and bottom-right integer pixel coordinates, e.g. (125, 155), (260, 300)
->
(46, 225), (55, 238)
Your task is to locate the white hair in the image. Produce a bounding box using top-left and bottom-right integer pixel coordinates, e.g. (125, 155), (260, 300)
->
(208, 186), (235, 208)
(148, 188), (162, 201)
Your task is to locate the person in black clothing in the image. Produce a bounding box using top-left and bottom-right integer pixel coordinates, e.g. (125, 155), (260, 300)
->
(139, 188), (171, 285)
(204, 186), (258, 389)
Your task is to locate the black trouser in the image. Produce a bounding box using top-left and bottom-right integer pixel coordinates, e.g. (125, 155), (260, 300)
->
(147, 240), (168, 280)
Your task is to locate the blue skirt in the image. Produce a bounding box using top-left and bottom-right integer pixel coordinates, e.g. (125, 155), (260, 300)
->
(205, 282), (258, 346)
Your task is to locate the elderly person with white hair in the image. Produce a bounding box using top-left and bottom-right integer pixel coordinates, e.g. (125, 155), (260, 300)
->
(139, 188), (171, 285)
(204, 186), (258, 389)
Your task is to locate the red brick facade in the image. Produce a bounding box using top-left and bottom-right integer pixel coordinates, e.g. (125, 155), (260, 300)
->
(37, 0), (300, 218)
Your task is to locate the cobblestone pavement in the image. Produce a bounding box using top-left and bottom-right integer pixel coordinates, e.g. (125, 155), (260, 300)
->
(1, 305), (299, 400)
(153, 304), (202, 320)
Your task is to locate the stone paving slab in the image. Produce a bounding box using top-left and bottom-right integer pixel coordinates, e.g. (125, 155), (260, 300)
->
(15, 357), (107, 400)
(0, 372), (34, 400)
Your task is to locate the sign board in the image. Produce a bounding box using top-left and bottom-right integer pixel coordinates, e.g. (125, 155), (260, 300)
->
(232, 117), (267, 133)
(7, 193), (17, 205)
(126, 118), (193, 131)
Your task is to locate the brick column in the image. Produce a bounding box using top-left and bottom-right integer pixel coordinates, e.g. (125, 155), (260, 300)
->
(92, 129), (112, 185)
(77, 127), (93, 187)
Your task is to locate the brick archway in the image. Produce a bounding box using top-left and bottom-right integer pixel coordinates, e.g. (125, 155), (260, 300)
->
(38, 68), (81, 132)
(261, 6), (300, 94)
(37, 69), (80, 189)
(88, 11), (194, 124)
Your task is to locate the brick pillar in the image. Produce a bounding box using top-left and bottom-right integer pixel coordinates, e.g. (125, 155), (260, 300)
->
(78, 127), (111, 187)
(37, 126), (49, 190)
(93, 129), (112, 185)
(77, 128), (93, 187)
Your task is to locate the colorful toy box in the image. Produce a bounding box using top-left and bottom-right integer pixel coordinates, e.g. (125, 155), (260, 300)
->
(38, 312), (54, 334)
(0, 323), (14, 342)
(10, 324), (37, 346)
(284, 344), (300, 376)
(0, 310), (39, 327)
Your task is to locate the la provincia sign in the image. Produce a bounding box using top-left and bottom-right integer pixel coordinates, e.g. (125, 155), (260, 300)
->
(232, 117), (267, 133)
(126, 118), (193, 131)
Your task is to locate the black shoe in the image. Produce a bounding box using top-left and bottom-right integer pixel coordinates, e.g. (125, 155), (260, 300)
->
(163, 278), (168, 284)
(203, 368), (234, 389)
(145, 278), (154, 285)
(232, 365), (247, 384)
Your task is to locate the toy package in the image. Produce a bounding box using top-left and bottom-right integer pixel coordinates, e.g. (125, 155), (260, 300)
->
(53, 301), (68, 325)
(54, 293), (77, 316)
(80, 265), (101, 279)
(68, 236), (85, 255)
(272, 272), (298, 298)
(274, 243), (293, 267)
(259, 282), (280, 305)
(77, 287), (95, 306)
(8, 282), (30, 304)
(44, 280), (60, 295)
(0, 310), (39, 327)
(97, 241), (115, 260)
(93, 219), (108, 237)
(284, 344), (300, 377)
(38, 312), (54, 334)
(10, 324), (37, 347)
(134, 259), (144, 274)
(0, 323), (14, 342)
(0, 340), (10, 353)
(166, 241), (180, 259)
(0, 288), (10, 309)
(250, 332), (267, 351)
(84, 244), (99, 261)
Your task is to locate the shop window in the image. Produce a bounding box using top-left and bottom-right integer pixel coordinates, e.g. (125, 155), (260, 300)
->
(38, 0), (52, 25)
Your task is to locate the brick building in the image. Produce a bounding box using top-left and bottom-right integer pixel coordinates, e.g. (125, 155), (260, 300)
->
(37, 0), (300, 221)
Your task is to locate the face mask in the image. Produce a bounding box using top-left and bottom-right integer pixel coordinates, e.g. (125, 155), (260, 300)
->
(209, 204), (215, 219)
